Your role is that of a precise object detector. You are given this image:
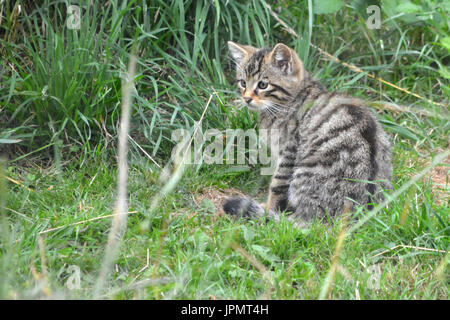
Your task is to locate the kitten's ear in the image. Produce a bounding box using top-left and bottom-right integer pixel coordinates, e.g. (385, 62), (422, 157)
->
(228, 41), (255, 66)
(269, 43), (303, 77)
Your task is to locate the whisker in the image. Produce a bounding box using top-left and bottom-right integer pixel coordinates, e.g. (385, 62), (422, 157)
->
(263, 104), (279, 118)
(270, 102), (293, 111)
(267, 103), (289, 114)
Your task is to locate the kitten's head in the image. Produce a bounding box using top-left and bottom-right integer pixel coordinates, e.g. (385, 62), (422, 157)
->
(228, 41), (305, 114)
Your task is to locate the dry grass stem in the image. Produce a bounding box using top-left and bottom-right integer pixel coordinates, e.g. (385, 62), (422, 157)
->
(128, 134), (161, 169)
(3, 175), (33, 192)
(371, 244), (447, 259)
(38, 211), (138, 235)
(1, 206), (33, 223)
(37, 235), (48, 278)
(93, 52), (137, 298)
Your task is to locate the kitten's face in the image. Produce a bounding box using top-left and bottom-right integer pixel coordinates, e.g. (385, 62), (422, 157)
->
(228, 42), (304, 114)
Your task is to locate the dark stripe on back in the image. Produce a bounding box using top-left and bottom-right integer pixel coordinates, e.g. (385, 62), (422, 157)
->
(309, 103), (350, 133)
(283, 154), (296, 161)
(285, 145), (297, 153)
(345, 106), (379, 206)
(300, 143), (361, 168)
(309, 121), (356, 150)
(294, 171), (314, 179)
(279, 161), (295, 168)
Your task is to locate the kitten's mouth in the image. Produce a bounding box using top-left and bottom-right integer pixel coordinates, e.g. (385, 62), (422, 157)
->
(246, 103), (259, 111)
(244, 100), (262, 111)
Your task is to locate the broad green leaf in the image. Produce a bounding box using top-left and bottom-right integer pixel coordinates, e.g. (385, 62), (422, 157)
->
(199, 198), (216, 214)
(395, 1), (421, 14)
(440, 37), (450, 52)
(439, 66), (450, 79)
(251, 244), (279, 263)
(313, 0), (345, 14)
(381, 0), (400, 18)
(443, 0), (450, 12)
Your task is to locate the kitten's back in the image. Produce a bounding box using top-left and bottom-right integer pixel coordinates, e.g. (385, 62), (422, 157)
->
(287, 94), (392, 220)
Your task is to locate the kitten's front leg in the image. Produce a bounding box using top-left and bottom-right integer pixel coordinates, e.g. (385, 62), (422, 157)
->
(266, 154), (295, 213)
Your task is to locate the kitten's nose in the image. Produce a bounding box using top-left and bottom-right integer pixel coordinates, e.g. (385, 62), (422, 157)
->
(244, 97), (252, 104)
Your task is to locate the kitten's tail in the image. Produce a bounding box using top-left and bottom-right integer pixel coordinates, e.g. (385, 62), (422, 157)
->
(223, 196), (283, 223)
(223, 196), (310, 229)
(223, 197), (266, 218)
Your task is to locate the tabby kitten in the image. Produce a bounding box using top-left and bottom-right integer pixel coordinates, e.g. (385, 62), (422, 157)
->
(223, 42), (392, 227)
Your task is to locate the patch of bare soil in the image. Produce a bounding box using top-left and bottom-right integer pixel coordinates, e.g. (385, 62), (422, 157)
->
(193, 186), (246, 216)
(430, 154), (449, 205)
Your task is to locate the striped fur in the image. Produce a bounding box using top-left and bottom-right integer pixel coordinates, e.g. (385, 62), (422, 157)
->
(224, 42), (393, 226)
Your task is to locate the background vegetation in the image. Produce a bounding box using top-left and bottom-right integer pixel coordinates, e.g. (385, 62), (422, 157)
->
(0, 0), (448, 299)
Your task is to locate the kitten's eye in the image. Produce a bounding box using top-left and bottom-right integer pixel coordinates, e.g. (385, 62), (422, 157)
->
(258, 80), (268, 89)
(237, 80), (246, 89)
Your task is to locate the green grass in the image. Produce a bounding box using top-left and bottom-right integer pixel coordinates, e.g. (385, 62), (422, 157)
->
(2, 150), (448, 299)
(0, 0), (449, 299)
